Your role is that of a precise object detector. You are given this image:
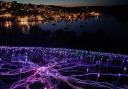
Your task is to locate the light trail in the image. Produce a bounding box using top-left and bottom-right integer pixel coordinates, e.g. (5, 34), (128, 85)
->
(0, 46), (128, 89)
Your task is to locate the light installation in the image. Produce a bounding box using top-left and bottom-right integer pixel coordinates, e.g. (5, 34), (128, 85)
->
(0, 46), (128, 89)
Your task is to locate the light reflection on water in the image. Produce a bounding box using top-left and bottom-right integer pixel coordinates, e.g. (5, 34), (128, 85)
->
(0, 21), (42, 34)
(4, 21), (13, 28)
(0, 15), (127, 40)
(0, 13), (100, 34)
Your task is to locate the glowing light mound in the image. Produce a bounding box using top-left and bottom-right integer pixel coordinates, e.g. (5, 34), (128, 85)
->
(0, 47), (128, 89)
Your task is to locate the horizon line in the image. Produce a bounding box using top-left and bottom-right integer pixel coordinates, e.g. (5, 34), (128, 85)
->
(1, 0), (128, 7)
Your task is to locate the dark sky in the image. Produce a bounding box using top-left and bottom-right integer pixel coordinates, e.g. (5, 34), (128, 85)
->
(3, 0), (128, 6)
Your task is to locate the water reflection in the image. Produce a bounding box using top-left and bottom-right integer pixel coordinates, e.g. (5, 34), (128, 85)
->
(0, 11), (101, 34)
(4, 21), (13, 28)
(0, 20), (42, 34)
(18, 21), (30, 34)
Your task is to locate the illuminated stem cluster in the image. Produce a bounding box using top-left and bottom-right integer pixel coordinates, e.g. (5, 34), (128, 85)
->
(0, 46), (127, 89)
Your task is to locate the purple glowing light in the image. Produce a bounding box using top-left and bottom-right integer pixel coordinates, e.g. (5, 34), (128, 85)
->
(0, 46), (127, 89)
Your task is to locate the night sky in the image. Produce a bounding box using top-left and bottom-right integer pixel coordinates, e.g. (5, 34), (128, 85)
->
(3, 0), (128, 6)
